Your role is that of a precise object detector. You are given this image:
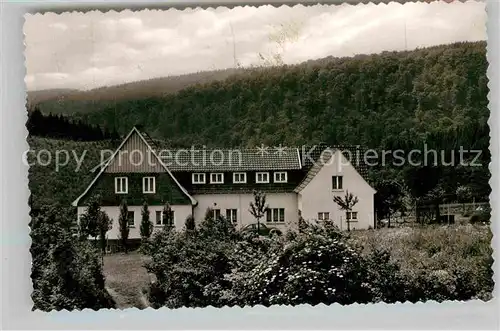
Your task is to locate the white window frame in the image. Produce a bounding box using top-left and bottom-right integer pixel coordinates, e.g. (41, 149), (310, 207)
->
(115, 177), (128, 194)
(346, 211), (358, 222)
(318, 212), (330, 221)
(143, 176), (156, 193)
(212, 209), (221, 219)
(226, 209), (238, 223)
(233, 172), (247, 184)
(210, 173), (224, 184)
(155, 210), (163, 226)
(155, 210), (175, 226)
(274, 171), (288, 183)
(332, 175), (343, 190)
(127, 211), (135, 227)
(256, 172), (270, 184)
(192, 173), (206, 184)
(266, 208), (285, 223)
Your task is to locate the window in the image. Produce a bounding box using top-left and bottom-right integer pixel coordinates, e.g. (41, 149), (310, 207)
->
(233, 172), (247, 184)
(143, 176), (156, 193)
(192, 173), (206, 184)
(332, 176), (343, 190)
(212, 209), (221, 219)
(274, 171), (287, 183)
(346, 211), (358, 222)
(256, 172), (269, 183)
(127, 211), (135, 227)
(210, 173), (224, 184)
(115, 177), (128, 194)
(318, 212), (330, 221)
(156, 210), (174, 226)
(266, 208), (285, 223)
(226, 209), (238, 223)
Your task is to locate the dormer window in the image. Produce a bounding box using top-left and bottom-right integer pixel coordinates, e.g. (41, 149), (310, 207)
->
(192, 173), (206, 184)
(210, 173), (224, 184)
(115, 177), (128, 194)
(274, 171), (287, 183)
(143, 176), (156, 193)
(233, 172), (247, 184)
(256, 172), (269, 183)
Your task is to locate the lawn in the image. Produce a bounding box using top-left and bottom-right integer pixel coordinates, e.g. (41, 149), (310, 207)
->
(103, 251), (152, 309)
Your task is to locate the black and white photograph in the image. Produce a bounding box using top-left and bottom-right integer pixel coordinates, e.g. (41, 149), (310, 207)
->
(24, 0), (493, 311)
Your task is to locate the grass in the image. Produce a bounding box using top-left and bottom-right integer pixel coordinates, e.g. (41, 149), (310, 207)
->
(350, 224), (494, 300)
(103, 251), (151, 309)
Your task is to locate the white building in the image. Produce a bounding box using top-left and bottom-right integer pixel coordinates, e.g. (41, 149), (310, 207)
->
(72, 126), (376, 242)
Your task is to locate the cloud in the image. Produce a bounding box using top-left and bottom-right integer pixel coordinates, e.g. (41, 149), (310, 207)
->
(24, 2), (486, 91)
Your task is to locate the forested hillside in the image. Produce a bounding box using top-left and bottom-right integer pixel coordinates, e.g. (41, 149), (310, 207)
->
(40, 41), (490, 151)
(30, 68), (243, 114)
(28, 41), (491, 216)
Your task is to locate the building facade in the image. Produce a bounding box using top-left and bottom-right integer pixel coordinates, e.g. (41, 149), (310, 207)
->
(72, 127), (376, 239)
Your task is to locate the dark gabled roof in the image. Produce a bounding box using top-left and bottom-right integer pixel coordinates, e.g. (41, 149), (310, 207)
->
(156, 147), (302, 172)
(73, 127), (197, 206)
(174, 169), (305, 195)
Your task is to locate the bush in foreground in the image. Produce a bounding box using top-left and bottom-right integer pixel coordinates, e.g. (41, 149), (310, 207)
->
(146, 220), (493, 308)
(30, 206), (114, 311)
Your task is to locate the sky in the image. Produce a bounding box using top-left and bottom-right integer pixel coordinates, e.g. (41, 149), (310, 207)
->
(24, 1), (486, 91)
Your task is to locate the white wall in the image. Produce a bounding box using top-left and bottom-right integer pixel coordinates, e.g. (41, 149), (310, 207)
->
(77, 204), (192, 240)
(192, 192), (298, 230)
(297, 149), (376, 230)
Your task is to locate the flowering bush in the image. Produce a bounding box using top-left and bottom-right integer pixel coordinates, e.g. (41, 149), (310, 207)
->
(146, 220), (493, 308)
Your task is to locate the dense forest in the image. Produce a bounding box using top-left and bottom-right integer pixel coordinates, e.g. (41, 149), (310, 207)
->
(36, 41), (489, 150)
(26, 107), (120, 141)
(29, 67), (244, 114)
(29, 41), (491, 218)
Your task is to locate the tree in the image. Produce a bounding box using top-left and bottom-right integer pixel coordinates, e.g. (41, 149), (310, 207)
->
(140, 200), (154, 241)
(249, 190), (268, 235)
(30, 206), (114, 311)
(258, 20), (302, 67)
(374, 179), (405, 228)
(97, 210), (112, 255)
(79, 195), (100, 240)
(162, 202), (174, 230)
(456, 185), (473, 213)
(333, 190), (359, 231)
(118, 199), (130, 253)
(185, 214), (196, 231)
(198, 207), (235, 240)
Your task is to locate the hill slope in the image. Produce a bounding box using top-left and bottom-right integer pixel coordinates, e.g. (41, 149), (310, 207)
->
(30, 68), (244, 114)
(56, 41), (489, 150)
(28, 41), (491, 209)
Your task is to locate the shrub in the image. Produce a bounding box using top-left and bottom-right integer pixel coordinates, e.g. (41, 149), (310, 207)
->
(146, 221), (493, 308)
(351, 224), (493, 302)
(31, 206), (114, 311)
(146, 214), (235, 308)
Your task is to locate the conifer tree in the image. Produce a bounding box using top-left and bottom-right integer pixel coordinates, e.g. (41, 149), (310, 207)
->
(118, 199), (130, 253)
(140, 200), (154, 240)
(162, 202), (174, 230)
(97, 210), (112, 255)
(185, 214), (196, 231)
